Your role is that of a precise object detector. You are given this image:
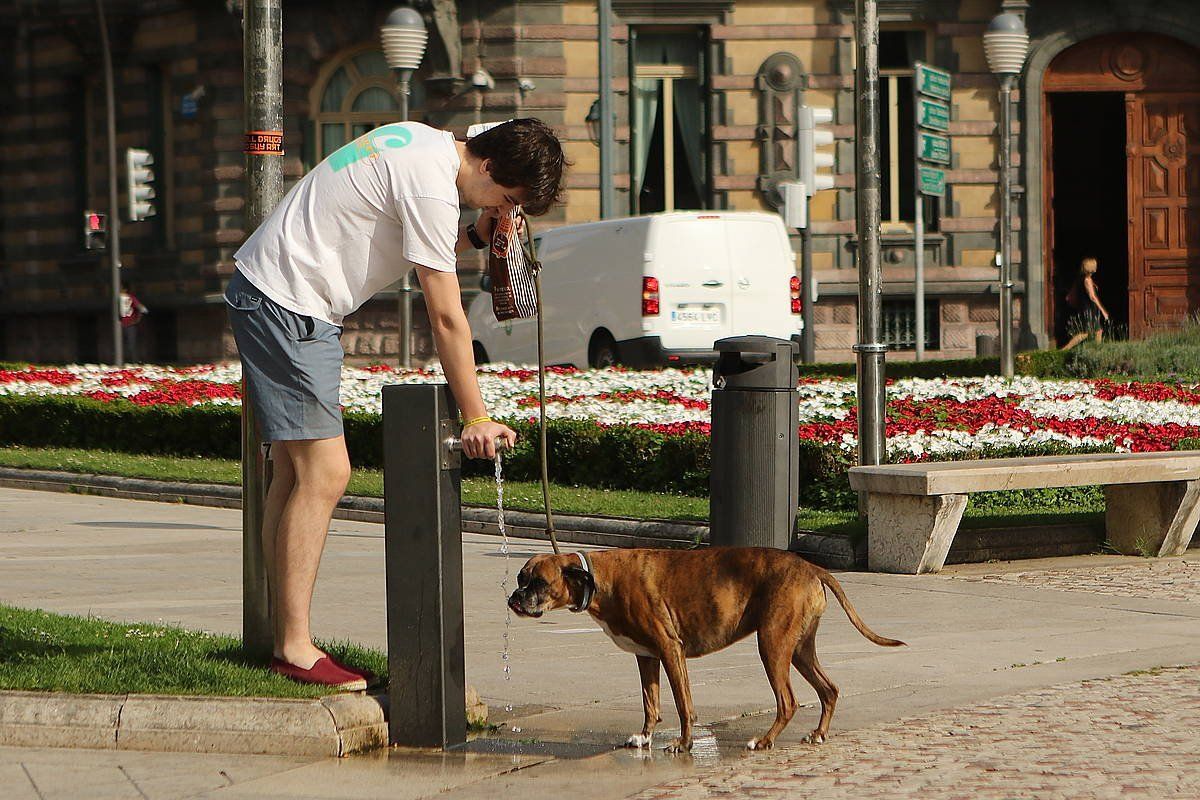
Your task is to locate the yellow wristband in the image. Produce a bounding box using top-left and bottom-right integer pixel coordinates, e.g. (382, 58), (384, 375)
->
(462, 416), (492, 428)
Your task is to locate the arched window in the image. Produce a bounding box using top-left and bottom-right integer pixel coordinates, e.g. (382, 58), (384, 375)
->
(309, 45), (426, 164)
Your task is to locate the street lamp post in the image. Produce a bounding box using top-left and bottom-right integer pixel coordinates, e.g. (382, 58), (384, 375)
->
(597, 0), (615, 218)
(381, 4), (428, 368)
(241, 0), (284, 661)
(983, 12), (1030, 379)
(94, 0), (123, 367)
(854, 0), (886, 473)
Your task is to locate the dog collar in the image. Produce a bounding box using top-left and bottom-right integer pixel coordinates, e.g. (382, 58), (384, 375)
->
(569, 551), (596, 613)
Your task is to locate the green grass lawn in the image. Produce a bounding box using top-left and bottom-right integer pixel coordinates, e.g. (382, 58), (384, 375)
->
(0, 445), (709, 522)
(0, 445), (1105, 538)
(0, 604), (384, 697)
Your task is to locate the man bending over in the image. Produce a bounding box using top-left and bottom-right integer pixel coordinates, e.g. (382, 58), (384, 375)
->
(226, 119), (566, 688)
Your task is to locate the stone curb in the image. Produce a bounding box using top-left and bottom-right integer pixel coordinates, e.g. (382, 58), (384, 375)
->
(0, 466), (860, 569)
(0, 689), (387, 757)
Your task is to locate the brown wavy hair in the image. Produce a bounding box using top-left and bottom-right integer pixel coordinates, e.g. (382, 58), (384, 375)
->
(466, 118), (568, 216)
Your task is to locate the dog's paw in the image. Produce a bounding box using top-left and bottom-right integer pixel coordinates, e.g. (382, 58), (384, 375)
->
(662, 738), (692, 754)
(746, 737), (774, 751)
(624, 733), (652, 749)
(801, 731), (827, 745)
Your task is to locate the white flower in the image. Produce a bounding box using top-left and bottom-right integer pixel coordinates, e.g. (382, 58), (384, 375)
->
(3, 363), (1194, 459)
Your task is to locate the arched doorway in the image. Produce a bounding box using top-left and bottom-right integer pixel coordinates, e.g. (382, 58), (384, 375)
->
(1044, 33), (1200, 342)
(308, 44), (427, 169)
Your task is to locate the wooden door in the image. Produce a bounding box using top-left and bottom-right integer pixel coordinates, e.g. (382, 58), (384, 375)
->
(1127, 93), (1200, 334)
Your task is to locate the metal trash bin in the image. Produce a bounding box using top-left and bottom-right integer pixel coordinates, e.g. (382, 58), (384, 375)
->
(976, 333), (999, 358)
(709, 335), (800, 550)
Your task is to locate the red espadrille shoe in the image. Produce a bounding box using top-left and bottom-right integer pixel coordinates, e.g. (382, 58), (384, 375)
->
(326, 655), (378, 687)
(270, 656), (367, 691)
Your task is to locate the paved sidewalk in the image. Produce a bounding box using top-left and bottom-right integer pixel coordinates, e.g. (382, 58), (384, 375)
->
(0, 486), (1198, 798)
(632, 665), (1200, 800)
(947, 557), (1200, 604)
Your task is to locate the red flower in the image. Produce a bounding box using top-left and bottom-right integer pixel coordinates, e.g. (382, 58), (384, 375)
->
(0, 369), (80, 386)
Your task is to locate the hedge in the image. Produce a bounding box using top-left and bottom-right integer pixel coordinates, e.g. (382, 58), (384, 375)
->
(796, 356), (1002, 380)
(0, 395), (243, 458)
(1, 393), (1136, 512)
(0, 394), (712, 496)
(795, 353), (1078, 380)
(1014, 349), (1070, 378)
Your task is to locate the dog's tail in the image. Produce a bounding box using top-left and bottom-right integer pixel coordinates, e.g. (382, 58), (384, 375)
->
(817, 572), (906, 647)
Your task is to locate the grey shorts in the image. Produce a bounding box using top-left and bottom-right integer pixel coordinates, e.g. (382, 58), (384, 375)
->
(224, 269), (345, 442)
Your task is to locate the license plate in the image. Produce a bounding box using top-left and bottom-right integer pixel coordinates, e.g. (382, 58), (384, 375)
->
(671, 307), (721, 324)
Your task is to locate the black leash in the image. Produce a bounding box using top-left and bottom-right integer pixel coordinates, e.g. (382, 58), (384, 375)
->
(516, 208), (560, 555)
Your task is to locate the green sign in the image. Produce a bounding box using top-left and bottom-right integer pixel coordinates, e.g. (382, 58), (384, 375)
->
(918, 131), (951, 165)
(918, 166), (945, 197)
(917, 97), (950, 133)
(914, 62), (951, 102)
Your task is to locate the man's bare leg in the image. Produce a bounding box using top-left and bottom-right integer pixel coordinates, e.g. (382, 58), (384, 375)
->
(260, 442), (295, 647)
(267, 436), (351, 668)
(1061, 331), (1088, 351)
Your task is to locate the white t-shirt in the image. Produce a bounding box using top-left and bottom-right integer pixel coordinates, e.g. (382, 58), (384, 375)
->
(234, 122), (461, 326)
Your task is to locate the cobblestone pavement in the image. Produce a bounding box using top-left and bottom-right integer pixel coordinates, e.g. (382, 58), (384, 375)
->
(631, 666), (1200, 800)
(945, 557), (1200, 604)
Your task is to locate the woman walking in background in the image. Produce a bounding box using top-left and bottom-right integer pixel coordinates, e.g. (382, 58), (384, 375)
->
(119, 283), (149, 363)
(1061, 257), (1110, 351)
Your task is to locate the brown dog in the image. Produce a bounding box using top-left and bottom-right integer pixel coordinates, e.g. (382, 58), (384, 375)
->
(508, 547), (904, 753)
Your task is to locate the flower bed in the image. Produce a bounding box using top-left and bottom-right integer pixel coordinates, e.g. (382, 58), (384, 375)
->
(3, 362), (1199, 504)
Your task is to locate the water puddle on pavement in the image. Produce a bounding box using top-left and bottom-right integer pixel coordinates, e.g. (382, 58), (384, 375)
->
(461, 724), (729, 764)
(458, 737), (613, 760)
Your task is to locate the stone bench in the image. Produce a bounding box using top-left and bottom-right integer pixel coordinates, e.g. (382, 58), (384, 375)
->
(848, 452), (1200, 574)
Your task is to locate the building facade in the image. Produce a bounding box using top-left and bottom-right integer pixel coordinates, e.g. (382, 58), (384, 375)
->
(1, 0), (1198, 364)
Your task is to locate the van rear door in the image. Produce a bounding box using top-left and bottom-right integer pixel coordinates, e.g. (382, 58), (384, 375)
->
(725, 215), (797, 337)
(653, 216), (734, 350)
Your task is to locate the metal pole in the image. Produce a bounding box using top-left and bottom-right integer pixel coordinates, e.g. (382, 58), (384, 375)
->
(914, 184), (925, 360)
(383, 384), (467, 749)
(853, 0), (886, 468)
(598, 0), (615, 218)
(95, 0), (122, 367)
(800, 226), (815, 362)
(242, 0), (284, 660)
(397, 72), (411, 121)
(397, 71), (413, 368)
(913, 71), (925, 361)
(998, 74), (1015, 378)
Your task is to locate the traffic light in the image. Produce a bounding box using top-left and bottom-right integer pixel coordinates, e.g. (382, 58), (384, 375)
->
(798, 106), (835, 197)
(83, 210), (107, 250)
(782, 180), (807, 230)
(126, 147), (156, 222)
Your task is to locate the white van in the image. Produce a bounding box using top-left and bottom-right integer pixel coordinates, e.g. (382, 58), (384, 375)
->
(467, 211), (802, 368)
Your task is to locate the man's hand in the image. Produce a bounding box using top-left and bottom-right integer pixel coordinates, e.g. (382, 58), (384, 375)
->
(474, 207), (525, 244)
(461, 419), (517, 460)
(474, 208), (501, 243)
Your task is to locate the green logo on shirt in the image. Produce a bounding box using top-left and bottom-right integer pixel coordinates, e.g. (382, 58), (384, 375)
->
(328, 124), (413, 172)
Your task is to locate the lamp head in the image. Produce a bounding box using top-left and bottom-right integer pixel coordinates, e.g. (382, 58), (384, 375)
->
(983, 12), (1030, 76)
(381, 5), (428, 72)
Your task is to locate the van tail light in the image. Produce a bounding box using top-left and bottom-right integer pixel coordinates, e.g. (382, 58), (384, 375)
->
(790, 275), (802, 314)
(642, 276), (660, 316)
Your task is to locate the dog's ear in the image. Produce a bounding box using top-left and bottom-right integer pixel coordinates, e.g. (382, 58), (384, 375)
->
(562, 565), (595, 603)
